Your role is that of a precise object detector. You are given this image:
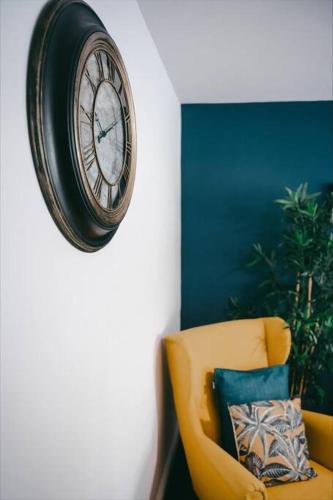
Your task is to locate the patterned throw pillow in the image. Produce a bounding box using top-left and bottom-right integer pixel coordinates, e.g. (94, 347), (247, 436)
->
(228, 398), (317, 487)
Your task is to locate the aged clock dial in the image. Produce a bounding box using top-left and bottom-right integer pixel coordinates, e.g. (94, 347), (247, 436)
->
(79, 52), (126, 208)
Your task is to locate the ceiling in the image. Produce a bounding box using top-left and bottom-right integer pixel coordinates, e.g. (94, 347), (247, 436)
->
(138, 0), (333, 103)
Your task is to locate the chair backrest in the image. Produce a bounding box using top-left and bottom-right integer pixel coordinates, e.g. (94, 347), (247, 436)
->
(165, 317), (291, 444)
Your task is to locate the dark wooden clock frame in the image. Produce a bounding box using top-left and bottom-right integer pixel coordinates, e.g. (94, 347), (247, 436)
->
(27, 0), (136, 252)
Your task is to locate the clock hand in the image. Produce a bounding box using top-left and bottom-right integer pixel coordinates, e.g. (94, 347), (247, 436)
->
(97, 119), (119, 143)
(94, 112), (103, 133)
(103, 119), (119, 136)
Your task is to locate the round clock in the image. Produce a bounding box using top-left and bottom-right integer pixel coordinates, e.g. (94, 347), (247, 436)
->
(27, 0), (136, 251)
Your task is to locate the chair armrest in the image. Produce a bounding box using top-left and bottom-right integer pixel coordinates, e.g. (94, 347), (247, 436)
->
(303, 410), (333, 470)
(165, 334), (267, 499)
(189, 430), (267, 500)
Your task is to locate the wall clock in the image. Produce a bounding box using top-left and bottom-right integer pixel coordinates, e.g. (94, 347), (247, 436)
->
(27, 0), (136, 251)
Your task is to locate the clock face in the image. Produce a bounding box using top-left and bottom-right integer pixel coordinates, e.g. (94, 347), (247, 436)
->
(74, 34), (135, 225)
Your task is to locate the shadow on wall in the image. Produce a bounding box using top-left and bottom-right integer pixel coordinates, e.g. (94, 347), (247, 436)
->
(132, 323), (178, 500)
(149, 331), (178, 500)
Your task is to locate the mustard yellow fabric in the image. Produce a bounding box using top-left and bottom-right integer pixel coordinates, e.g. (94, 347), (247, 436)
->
(302, 410), (333, 470)
(267, 460), (332, 500)
(165, 317), (333, 500)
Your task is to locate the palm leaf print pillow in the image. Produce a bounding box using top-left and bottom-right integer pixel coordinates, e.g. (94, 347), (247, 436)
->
(228, 398), (317, 487)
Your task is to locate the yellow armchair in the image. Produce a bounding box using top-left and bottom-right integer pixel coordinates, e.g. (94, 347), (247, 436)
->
(165, 317), (333, 500)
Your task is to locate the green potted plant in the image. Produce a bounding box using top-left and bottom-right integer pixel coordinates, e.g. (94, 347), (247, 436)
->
(229, 184), (333, 406)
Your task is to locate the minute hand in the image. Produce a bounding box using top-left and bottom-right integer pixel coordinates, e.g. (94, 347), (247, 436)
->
(97, 119), (119, 143)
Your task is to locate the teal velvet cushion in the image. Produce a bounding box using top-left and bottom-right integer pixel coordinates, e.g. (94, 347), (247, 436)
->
(213, 364), (289, 458)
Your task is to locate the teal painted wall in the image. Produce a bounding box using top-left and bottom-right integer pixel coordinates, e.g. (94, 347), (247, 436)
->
(181, 101), (333, 329)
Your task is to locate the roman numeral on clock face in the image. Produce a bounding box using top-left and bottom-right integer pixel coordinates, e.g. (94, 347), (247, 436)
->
(82, 142), (95, 170)
(93, 172), (103, 199)
(125, 141), (131, 155)
(107, 185), (112, 209)
(122, 162), (130, 183)
(107, 57), (115, 82)
(95, 51), (104, 80)
(117, 180), (123, 199)
(80, 105), (93, 124)
(115, 141), (131, 157)
(85, 69), (96, 93)
(118, 80), (123, 96)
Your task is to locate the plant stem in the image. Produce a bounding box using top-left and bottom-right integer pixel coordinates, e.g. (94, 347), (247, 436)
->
(307, 274), (313, 319)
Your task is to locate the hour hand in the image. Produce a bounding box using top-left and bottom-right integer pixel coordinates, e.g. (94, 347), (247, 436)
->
(97, 119), (119, 142)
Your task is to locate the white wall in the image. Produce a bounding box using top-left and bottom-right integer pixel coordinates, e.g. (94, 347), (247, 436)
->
(0, 1), (180, 499)
(138, 0), (333, 103)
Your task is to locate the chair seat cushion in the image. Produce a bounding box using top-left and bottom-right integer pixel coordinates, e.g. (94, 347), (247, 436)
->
(267, 460), (333, 500)
(213, 364), (289, 458)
